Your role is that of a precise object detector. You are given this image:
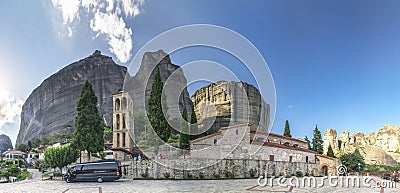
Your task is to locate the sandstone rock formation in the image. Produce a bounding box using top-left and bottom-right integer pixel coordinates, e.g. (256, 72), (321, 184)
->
(124, 50), (193, 131)
(17, 51), (128, 144)
(17, 50), (194, 144)
(191, 81), (270, 133)
(323, 128), (338, 155)
(323, 125), (400, 166)
(0, 134), (13, 153)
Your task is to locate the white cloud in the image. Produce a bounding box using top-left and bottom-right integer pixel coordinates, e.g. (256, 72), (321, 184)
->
(0, 89), (23, 138)
(90, 11), (133, 63)
(51, 0), (80, 24)
(50, 0), (144, 63)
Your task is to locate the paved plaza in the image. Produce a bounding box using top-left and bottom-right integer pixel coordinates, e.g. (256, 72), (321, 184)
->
(1, 174), (398, 193)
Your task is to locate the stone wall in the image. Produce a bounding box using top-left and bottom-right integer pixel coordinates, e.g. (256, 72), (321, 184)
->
(122, 158), (320, 179)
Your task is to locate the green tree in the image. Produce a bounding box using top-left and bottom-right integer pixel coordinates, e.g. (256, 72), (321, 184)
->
(44, 144), (78, 171)
(189, 105), (199, 140)
(104, 126), (112, 142)
(15, 144), (30, 153)
(283, 120), (292, 137)
(134, 109), (147, 137)
(326, 144), (335, 158)
(147, 68), (171, 142)
(27, 141), (32, 151)
(179, 108), (190, 149)
(304, 135), (311, 150)
(72, 80), (105, 162)
(339, 149), (365, 172)
(311, 125), (323, 154)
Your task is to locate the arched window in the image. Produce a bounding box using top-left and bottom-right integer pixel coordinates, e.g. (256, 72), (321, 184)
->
(115, 98), (121, 110)
(122, 132), (126, 147)
(214, 139), (217, 145)
(122, 97), (127, 110)
(116, 114), (120, 130)
(122, 114), (126, 129)
(117, 133), (120, 147)
(293, 144), (299, 148)
(284, 142), (290, 147)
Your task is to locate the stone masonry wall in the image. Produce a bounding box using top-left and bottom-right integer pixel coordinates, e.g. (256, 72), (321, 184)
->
(122, 158), (320, 179)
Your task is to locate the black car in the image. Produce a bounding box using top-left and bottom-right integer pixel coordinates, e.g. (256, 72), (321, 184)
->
(64, 160), (122, 183)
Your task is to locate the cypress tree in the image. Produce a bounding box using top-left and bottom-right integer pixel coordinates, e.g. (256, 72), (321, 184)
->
(304, 135), (311, 150)
(283, 120), (292, 137)
(311, 125), (323, 154)
(147, 68), (171, 142)
(327, 144), (335, 158)
(72, 80), (105, 162)
(189, 105), (199, 140)
(179, 108), (189, 149)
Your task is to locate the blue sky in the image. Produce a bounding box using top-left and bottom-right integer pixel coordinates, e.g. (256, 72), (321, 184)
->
(1, 0), (400, 144)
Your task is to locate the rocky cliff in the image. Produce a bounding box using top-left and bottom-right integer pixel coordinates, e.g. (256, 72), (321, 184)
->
(124, 50), (193, 131)
(17, 50), (193, 144)
(17, 51), (128, 144)
(0, 134), (13, 153)
(191, 81), (270, 133)
(323, 125), (400, 166)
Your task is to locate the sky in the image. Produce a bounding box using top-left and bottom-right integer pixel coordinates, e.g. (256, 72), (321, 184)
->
(1, 0), (400, 145)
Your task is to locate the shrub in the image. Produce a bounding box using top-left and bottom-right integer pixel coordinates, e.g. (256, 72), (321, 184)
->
(295, 171), (304, 177)
(186, 173), (193, 179)
(162, 172), (170, 179)
(140, 167), (149, 178)
(224, 170), (234, 178)
(212, 172), (220, 179)
(249, 168), (257, 178)
(17, 169), (31, 181)
(198, 172), (204, 179)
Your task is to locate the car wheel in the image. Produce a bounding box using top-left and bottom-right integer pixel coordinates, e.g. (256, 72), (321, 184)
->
(97, 177), (103, 183)
(65, 177), (71, 183)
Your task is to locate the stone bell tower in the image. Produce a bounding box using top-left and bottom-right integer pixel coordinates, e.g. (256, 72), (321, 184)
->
(112, 91), (134, 161)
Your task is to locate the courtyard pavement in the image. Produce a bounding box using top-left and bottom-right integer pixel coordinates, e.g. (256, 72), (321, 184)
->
(0, 171), (398, 193)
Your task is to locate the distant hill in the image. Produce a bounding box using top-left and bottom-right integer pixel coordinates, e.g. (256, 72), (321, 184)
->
(0, 134), (13, 153)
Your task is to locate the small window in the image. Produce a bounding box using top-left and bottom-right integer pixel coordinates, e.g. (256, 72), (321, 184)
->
(284, 142), (290, 147)
(236, 129), (238, 135)
(214, 139), (217, 145)
(306, 156), (309, 163)
(289, 156), (293, 162)
(269, 155), (274, 161)
(293, 144), (299, 148)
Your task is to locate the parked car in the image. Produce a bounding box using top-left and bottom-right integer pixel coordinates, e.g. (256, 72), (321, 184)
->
(63, 160), (122, 183)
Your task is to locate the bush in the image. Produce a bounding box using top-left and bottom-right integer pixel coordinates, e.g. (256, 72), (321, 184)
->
(17, 169), (31, 181)
(249, 168), (257, 178)
(140, 167), (149, 178)
(186, 173), (193, 179)
(224, 170), (234, 178)
(212, 172), (220, 179)
(295, 171), (304, 178)
(198, 172), (204, 179)
(162, 172), (170, 179)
